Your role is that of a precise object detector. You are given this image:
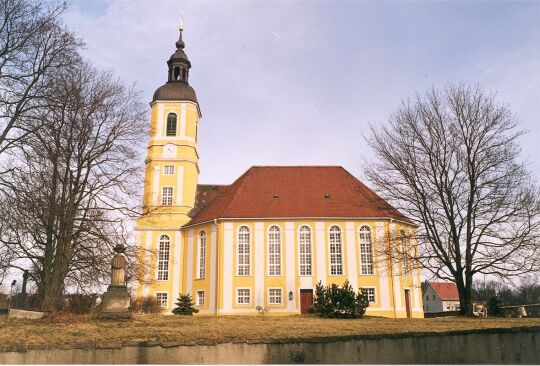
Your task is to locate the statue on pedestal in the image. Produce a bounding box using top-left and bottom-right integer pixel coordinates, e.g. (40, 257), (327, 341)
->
(99, 244), (131, 319)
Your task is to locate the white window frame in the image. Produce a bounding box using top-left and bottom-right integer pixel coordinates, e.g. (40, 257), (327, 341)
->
(157, 234), (170, 281)
(161, 186), (173, 206)
(268, 288), (283, 305)
(361, 287), (376, 304)
(328, 225), (343, 276)
(165, 112), (177, 136)
(236, 288), (251, 305)
(237, 226), (251, 276)
(196, 290), (205, 307)
(197, 231), (206, 279)
(163, 165), (175, 175)
(267, 225), (282, 276)
(155, 292), (168, 308)
(298, 225), (312, 276)
(359, 225), (375, 275)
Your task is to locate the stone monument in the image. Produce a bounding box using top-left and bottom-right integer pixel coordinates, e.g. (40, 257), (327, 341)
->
(99, 244), (131, 319)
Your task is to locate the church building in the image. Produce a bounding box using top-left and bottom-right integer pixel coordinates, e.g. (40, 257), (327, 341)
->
(136, 24), (424, 318)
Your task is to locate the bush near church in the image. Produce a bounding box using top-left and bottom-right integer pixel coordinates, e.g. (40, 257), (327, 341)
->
(172, 293), (199, 315)
(313, 281), (369, 318)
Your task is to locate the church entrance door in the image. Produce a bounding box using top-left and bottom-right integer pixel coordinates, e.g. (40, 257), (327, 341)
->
(300, 289), (313, 314)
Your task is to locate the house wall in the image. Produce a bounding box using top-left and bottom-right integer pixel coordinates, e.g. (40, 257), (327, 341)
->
(423, 286), (443, 313)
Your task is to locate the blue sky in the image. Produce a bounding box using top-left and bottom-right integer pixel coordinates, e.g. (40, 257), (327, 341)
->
(65, 0), (540, 185)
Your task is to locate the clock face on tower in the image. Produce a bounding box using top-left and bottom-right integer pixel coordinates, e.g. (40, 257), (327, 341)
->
(163, 143), (177, 158)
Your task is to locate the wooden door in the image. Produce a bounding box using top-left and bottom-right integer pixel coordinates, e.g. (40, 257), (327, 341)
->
(300, 289), (313, 314)
(404, 289), (412, 318)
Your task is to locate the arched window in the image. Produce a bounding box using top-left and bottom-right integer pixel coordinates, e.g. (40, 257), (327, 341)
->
(166, 113), (177, 136)
(329, 225), (343, 275)
(237, 226), (250, 276)
(298, 226), (312, 276)
(400, 230), (409, 275)
(173, 67), (180, 80)
(182, 68), (186, 80)
(157, 235), (170, 281)
(359, 226), (374, 275)
(198, 231), (206, 279)
(268, 225), (281, 276)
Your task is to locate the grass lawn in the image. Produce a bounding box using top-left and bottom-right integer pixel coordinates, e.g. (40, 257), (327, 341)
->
(1, 314), (539, 348)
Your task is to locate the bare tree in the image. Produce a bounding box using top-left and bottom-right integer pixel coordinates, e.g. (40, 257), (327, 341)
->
(0, 62), (146, 310)
(0, 0), (80, 157)
(365, 83), (540, 315)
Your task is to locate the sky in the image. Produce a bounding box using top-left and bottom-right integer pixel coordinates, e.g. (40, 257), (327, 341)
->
(63, 0), (540, 185)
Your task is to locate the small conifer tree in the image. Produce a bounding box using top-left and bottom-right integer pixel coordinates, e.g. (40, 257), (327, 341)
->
(487, 296), (504, 317)
(172, 293), (199, 315)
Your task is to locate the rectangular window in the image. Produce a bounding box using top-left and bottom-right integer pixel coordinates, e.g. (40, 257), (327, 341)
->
(361, 287), (376, 304)
(163, 165), (175, 175)
(237, 288), (251, 305)
(196, 291), (205, 306)
(157, 248), (170, 281)
(162, 186), (173, 206)
(268, 288), (282, 305)
(156, 292), (168, 308)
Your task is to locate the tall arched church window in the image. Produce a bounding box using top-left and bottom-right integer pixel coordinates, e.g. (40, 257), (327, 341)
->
(237, 226), (251, 276)
(268, 225), (282, 276)
(298, 226), (312, 276)
(166, 113), (177, 136)
(198, 231), (206, 279)
(359, 226), (374, 275)
(157, 235), (170, 281)
(329, 225), (343, 275)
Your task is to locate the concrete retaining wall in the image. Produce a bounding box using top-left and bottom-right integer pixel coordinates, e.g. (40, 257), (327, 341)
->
(1, 327), (538, 364)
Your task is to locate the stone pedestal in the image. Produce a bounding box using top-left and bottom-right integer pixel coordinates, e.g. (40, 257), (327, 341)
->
(99, 285), (131, 319)
(99, 244), (132, 319)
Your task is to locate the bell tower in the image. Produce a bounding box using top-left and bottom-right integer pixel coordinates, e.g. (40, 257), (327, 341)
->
(137, 22), (201, 229)
(136, 21), (201, 304)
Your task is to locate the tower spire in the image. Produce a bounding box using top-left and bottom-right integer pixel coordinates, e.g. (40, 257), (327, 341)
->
(176, 12), (185, 50)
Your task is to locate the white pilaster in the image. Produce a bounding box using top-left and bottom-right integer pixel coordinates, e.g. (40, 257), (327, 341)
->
(143, 231), (152, 297)
(222, 223), (234, 313)
(390, 223), (402, 310)
(345, 222), (358, 289)
(157, 104), (164, 137)
(285, 222), (296, 311)
(176, 166), (184, 205)
(210, 224), (218, 314)
(152, 166), (161, 205)
(186, 229), (194, 295)
(180, 103), (187, 138)
(172, 231), (181, 300)
(315, 222), (326, 286)
(254, 222), (265, 306)
(376, 222), (391, 309)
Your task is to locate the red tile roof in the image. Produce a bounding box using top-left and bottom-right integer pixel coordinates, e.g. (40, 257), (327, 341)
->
(429, 282), (460, 301)
(186, 166), (411, 226)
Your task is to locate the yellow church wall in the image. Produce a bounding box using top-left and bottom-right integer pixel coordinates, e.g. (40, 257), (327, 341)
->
(203, 218), (423, 317)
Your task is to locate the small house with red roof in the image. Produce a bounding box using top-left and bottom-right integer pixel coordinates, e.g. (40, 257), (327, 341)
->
(423, 281), (461, 313)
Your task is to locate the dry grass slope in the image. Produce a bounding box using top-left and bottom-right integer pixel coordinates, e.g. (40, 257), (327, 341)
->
(0, 315), (539, 348)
